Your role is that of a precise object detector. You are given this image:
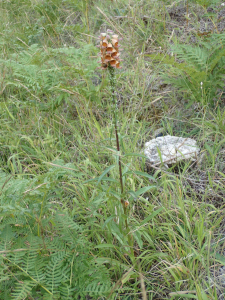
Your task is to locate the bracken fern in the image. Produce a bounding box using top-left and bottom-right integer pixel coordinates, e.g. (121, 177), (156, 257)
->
(148, 32), (225, 106)
(1, 43), (100, 110)
(0, 163), (112, 300)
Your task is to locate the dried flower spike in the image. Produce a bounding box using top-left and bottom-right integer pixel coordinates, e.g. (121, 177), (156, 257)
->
(99, 31), (121, 69)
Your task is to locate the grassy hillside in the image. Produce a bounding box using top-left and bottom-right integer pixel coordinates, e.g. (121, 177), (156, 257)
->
(0, 0), (225, 299)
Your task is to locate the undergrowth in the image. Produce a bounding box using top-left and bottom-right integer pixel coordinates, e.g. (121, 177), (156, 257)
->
(0, 0), (225, 299)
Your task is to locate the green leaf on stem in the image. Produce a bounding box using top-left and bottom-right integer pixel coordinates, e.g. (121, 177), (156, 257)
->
(139, 207), (164, 226)
(135, 185), (156, 197)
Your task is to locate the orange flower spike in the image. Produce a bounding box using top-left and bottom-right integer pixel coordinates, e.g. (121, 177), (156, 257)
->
(98, 30), (122, 69)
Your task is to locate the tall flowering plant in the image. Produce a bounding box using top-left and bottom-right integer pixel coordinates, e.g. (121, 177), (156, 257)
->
(97, 30), (129, 226)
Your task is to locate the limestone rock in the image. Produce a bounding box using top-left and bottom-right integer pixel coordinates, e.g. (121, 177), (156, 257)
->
(144, 135), (200, 166)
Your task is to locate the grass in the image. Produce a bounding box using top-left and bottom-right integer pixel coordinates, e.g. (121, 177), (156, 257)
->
(0, 0), (225, 299)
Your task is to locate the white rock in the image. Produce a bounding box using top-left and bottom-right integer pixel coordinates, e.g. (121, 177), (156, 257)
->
(144, 135), (200, 166)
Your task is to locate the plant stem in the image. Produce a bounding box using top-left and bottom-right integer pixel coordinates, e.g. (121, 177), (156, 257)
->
(108, 66), (128, 227)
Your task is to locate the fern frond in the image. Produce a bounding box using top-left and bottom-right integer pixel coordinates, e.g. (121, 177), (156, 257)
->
(59, 283), (75, 299)
(172, 44), (208, 71)
(1, 43), (99, 105)
(150, 32), (225, 105)
(85, 281), (111, 297)
(0, 161), (111, 299)
(11, 280), (34, 300)
(0, 259), (10, 284)
(45, 252), (70, 294)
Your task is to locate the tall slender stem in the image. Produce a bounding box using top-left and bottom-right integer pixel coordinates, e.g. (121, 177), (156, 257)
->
(109, 66), (128, 228)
